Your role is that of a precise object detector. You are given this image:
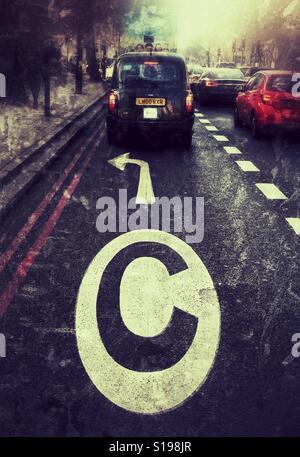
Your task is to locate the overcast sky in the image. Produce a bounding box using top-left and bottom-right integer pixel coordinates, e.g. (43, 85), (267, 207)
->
(174, 0), (256, 51)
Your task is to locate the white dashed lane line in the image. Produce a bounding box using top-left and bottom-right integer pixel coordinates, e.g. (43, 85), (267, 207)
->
(213, 135), (229, 142)
(198, 111), (299, 235)
(205, 126), (218, 132)
(286, 218), (300, 235)
(223, 146), (242, 155)
(256, 183), (288, 200)
(235, 161), (260, 172)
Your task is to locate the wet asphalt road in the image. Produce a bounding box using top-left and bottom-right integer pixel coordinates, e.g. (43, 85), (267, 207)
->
(0, 105), (300, 436)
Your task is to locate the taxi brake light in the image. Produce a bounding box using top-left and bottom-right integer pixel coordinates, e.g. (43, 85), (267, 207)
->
(108, 92), (118, 112)
(185, 93), (193, 113)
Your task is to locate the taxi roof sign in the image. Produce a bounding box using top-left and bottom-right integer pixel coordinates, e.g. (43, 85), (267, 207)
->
(144, 35), (154, 43)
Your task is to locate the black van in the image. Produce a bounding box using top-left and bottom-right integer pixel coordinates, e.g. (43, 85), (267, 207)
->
(106, 52), (194, 147)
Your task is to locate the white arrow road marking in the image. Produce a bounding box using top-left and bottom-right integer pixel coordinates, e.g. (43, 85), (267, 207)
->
(256, 183), (288, 200)
(235, 161), (260, 172)
(108, 153), (155, 205)
(286, 218), (300, 235)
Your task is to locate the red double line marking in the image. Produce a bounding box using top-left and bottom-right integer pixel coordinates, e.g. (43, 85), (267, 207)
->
(0, 130), (98, 276)
(0, 132), (102, 318)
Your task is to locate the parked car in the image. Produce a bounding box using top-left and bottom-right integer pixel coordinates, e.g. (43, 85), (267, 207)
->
(106, 52), (194, 146)
(216, 62), (236, 69)
(197, 68), (245, 104)
(234, 70), (300, 138)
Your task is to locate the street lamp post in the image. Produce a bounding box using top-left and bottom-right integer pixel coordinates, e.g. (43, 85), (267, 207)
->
(232, 40), (236, 64)
(240, 38), (246, 65)
(207, 49), (211, 67)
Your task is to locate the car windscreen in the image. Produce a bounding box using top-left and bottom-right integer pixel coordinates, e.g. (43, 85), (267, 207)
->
(117, 58), (185, 87)
(266, 75), (293, 93)
(207, 69), (244, 79)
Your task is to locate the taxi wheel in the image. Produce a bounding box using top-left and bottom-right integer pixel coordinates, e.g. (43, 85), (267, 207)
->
(182, 131), (193, 148)
(107, 129), (114, 145)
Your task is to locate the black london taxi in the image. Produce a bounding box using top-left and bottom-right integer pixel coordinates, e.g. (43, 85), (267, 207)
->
(106, 52), (194, 147)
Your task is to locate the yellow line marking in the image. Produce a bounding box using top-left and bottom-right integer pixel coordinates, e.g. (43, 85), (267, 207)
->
(256, 183), (288, 200)
(235, 161), (260, 172)
(108, 153), (155, 205)
(286, 218), (300, 235)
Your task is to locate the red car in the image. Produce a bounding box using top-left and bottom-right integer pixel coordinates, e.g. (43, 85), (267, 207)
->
(234, 70), (300, 138)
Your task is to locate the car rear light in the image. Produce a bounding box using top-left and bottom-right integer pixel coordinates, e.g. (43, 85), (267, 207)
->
(185, 92), (193, 112)
(144, 61), (159, 65)
(261, 94), (272, 105)
(206, 80), (218, 87)
(108, 91), (118, 112)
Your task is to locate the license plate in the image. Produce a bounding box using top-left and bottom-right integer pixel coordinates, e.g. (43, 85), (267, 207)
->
(136, 98), (165, 106)
(143, 107), (158, 119)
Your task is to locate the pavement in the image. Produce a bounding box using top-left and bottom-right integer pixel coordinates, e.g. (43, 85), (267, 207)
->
(0, 102), (299, 436)
(0, 82), (108, 220)
(0, 78), (106, 171)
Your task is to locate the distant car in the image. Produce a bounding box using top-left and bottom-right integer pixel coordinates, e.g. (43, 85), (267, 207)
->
(243, 67), (272, 78)
(188, 64), (204, 98)
(234, 70), (300, 138)
(197, 68), (245, 104)
(216, 62), (236, 69)
(239, 66), (251, 76)
(106, 52), (195, 147)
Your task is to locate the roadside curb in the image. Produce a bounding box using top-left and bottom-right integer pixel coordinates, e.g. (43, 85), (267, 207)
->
(0, 90), (108, 221)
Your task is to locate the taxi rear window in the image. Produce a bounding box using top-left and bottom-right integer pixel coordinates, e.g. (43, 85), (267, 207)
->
(118, 58), (184, 86)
